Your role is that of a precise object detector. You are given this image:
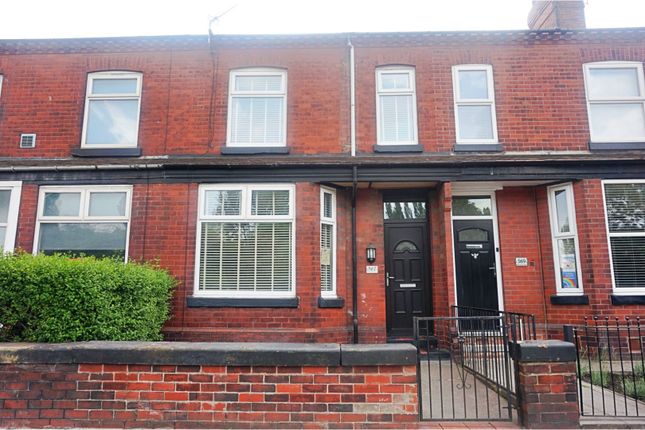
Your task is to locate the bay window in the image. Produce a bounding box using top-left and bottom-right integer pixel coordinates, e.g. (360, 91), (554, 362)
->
(547, 183), (583, 295)
(320, 187), (336, 298)
(35, 186), (132, 259)
(195, 184), (295, 298)
(0, 182), (22, 252)
(603, 180), (645, 294)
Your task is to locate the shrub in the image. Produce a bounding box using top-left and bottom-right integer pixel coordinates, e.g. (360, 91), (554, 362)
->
(0, 253), (176, 342)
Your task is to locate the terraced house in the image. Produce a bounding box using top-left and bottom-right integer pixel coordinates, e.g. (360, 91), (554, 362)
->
(0, 0), (644, 343)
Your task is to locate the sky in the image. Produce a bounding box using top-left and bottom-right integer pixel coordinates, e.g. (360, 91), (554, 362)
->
(0, 0), (644, 39)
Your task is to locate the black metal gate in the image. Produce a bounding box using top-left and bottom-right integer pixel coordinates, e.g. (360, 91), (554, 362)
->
(414, 315), (515, 421)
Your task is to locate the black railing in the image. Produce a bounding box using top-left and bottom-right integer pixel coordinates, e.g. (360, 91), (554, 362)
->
(414, 315), (514, 421)
(451, 305), (537, 342)
(569, 316), (645, 417)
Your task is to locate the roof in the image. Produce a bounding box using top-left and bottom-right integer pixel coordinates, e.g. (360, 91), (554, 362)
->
(0, 151), (644, 172)
(1, 27), (645, 54)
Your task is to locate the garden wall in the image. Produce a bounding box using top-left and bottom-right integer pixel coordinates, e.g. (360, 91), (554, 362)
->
(0, 342), (418, 429)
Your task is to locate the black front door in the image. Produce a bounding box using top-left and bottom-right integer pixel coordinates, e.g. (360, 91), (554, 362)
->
(385, 223), (431, 339)
(453, 219), (499, 311)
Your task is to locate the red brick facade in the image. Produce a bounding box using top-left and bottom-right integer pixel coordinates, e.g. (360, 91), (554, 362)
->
(2, 20), (645, 342)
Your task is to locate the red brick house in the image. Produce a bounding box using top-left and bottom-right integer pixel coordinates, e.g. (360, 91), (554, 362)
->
(0, 0), (644, 343)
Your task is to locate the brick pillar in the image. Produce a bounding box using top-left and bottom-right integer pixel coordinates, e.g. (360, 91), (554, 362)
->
(511, 340), (579, 428)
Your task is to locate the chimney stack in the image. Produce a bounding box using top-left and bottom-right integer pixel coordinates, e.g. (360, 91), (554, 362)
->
(528, 0), (586, 30)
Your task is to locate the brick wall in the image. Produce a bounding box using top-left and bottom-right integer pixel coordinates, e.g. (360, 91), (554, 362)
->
(0, 342), (419, 429)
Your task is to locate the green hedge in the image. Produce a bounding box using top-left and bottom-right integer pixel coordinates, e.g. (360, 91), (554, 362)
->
(0, 253), (176, 342)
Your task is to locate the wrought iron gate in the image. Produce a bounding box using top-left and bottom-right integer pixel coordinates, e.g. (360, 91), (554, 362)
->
(414, 314), (517, 421)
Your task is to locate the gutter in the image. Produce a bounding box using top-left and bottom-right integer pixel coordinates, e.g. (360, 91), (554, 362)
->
(351, 166), (359, 344)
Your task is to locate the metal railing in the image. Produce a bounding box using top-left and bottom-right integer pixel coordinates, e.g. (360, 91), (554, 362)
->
(569, 316), (645, 417)
(452, 305), (537, 342)
(414, 315), (514, 421)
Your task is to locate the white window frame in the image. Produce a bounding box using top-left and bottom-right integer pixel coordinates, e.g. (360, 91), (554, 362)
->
(452, 64), (499, 144)
(0, 74), (4, 98)
(194, 183), (296, 299)
(547, 183), (584, 296)
(226, 68), (288, 148)
(602, 179), (645, 295)
(375, 66), (418, 146)
(0, 181), (22, 252)
(320, 186), (337, 298)
(34, 185), (132, 260)
(80, 71), (143, 148)
(583, 62), (645, 143)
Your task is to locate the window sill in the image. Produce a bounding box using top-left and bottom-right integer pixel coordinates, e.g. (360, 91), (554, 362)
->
(221, 146), (290, 155)
(373, 144), (423, 153)
(550, 294), (589, 305)
(318, 296), (345, 308)
(186, 296), (299, 308)
(453, 143), (503, 152)
(611, 294), (645, 305)
(72, 147), (142, 158)
(589, 142), (645, 151)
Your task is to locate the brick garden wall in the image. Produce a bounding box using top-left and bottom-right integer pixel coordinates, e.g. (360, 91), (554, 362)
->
(0, 342), (418, 429)
(0, 363), (417, 429)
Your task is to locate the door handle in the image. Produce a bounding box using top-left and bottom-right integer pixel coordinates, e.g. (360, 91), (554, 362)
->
(385, 272), (395, 287)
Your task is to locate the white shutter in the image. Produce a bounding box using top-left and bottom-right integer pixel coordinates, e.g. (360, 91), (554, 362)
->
(610, 237), (645, 289)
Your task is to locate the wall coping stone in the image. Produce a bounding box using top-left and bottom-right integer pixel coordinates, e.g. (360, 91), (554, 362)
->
(0, 341), (417, 366)
(341, 343), (416, 365)
(510, 339), (576, 363)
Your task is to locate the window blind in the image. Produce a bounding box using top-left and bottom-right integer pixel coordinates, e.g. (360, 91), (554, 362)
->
(605, 182), (645, 290)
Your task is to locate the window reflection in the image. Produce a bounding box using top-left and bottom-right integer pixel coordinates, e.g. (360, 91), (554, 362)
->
(383, 201), (426, 220)
(452, 197), (492, 216)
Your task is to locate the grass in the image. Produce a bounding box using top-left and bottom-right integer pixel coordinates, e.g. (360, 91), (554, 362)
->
(580, 361), (645, 400)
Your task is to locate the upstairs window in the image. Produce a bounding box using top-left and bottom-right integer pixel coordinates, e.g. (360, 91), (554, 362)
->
(547, 184), (583, 295)
(81, 72), (142, 148)
(196, 184), (295, 298)
(452, 65), (498, 144)
(227, 69), (287, 147)
(0, 74), (3, 98)
(603, 180), (645, 294)
(376, 67), (418, 145)
(0, 182), (22, 252)
(320, 187), (337, 298)
(584, 62), (645, 143)
(35, 186), (132, 260)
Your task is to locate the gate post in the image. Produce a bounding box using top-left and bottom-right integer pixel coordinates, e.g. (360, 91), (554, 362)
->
(510, 340), (579, 429)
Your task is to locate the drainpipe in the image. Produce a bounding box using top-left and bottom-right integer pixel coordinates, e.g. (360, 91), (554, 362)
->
(347, 36), (356, 157)
(351, 166), (359, 343)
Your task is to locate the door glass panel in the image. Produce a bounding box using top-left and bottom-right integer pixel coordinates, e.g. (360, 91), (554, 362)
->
(452, 196), (491, 216)
(554, 189), (571, 233)
(458, 228), (488, 242)
(383, 201), (426, 220)
(394, 240), (419, 252)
